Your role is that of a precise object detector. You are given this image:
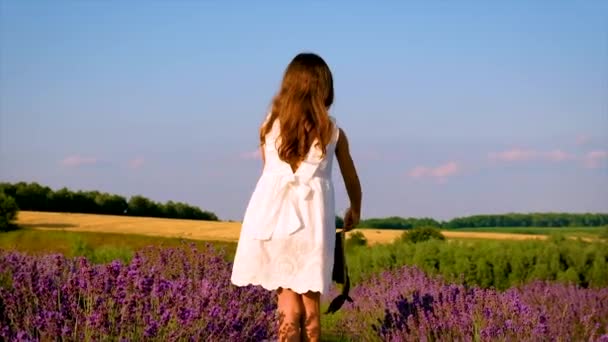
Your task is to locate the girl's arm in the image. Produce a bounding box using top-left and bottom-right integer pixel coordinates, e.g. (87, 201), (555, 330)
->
(335, 128), (362, 229)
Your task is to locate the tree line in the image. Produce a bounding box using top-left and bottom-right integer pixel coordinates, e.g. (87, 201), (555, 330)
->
(358, 213), (608, 229)
(2, 182), (606, 228)
(0, 182), (218, 221)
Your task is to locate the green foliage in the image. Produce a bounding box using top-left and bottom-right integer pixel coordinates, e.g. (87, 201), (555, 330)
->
(0, 182), (218, 221)
(401, 226), (445, 243)
(127, 195), (159, 217)
(445, 212), (608, 228)
(600, 226), (608, 240)
(70, 237), (133, 264)
(356, 213), (608, 229)
(345, 231), (368, 250)
(0, 192), (19, 232)
(0, 267), (12, 290)
(166, 200), (218, 221)
(359, 216), (441, 229)
(450, 226), (605, 238)
(0, 229), (238, 264)
(345, 237), (608, 290)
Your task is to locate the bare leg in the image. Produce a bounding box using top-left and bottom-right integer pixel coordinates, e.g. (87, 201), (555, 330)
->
(277, 288), (303, 342)
(300, 291), (321, 342)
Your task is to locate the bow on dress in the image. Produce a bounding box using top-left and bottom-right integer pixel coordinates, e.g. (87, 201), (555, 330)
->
(249, 160), (319, 241)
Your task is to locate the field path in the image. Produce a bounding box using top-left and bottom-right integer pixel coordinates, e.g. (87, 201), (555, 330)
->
(16, 211), (554, 245)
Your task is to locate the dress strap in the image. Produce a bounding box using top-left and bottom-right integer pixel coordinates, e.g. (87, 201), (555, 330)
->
(329, 116), (340, 146)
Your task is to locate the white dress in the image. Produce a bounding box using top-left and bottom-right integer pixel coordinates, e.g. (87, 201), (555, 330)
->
(230, 115), (340, 295)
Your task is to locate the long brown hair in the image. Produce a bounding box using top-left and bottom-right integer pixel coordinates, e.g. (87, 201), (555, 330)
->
(260, 53), (335, 168)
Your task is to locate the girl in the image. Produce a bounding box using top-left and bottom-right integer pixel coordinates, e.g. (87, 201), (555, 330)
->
(231, 52), (362, 342)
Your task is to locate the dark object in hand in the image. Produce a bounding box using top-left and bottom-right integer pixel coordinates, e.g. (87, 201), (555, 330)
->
(332, 231), (346, 283)
(326, 230), (353, 314)
(325, 273), (353, 314)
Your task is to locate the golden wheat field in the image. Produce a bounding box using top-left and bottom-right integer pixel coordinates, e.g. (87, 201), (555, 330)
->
(15, 211), (551, 245)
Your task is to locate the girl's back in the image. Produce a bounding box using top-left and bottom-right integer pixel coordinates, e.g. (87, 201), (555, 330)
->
(260, 114), (339, 179)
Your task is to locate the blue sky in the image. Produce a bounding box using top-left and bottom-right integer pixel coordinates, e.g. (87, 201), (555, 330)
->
(1, 1), (607, 221)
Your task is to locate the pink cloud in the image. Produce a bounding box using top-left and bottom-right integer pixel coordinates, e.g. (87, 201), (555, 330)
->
(408, 161), (460, 183)
(489, 148), (574, 163)
(239, 150), (262, 160)
(408, 166), (429, 178)
(432, 162), (459, 177)
(576, 134), (592, 146)
(583, 150), (608, 169)
(488, 149), (538, 162)
(61, 155), (98, 167)
(544, 150), (575, 162)
(128, 157), (145, 169)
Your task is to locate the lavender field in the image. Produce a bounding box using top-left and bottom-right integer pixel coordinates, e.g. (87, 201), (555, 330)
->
(329, 267), (608, 341)
(0, 244), (276, 341)
(1, 244), (607, 341)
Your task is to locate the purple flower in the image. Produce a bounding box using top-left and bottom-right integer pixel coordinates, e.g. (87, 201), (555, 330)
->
(144, 319), (159, 338)
(330, 265), (608, 341)
(0, 246), (277, 340)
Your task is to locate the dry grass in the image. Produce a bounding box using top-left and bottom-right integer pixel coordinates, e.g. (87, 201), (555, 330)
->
(351, 229), (548, 245)
(17, 211), (555, 245)
(16, 211), (241, 242)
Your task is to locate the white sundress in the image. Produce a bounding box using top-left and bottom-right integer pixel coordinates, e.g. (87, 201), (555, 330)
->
(230, 115), (340, 295)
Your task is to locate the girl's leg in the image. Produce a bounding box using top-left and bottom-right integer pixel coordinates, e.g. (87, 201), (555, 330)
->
(277, 288), (303, 342)
(300, 291), (321, 342)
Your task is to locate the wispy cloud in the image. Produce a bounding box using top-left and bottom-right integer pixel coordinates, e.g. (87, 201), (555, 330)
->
(545, 149), (576, 162)
(583, 150), (608, 169)
(239, 149), (262, 160)
(408, 161), (460, 183)
(408, 166), (430, 178)
(128, 157), (145, 169)
(61, 155), (98, 167)
(488, 148), (538, 162)
(576, 134), (592, 146)
(488, 148), (574, 163)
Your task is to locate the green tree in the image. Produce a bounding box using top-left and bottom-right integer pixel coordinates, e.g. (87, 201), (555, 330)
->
(14, 182), (51, 211)
(0, 193), (19, 231)
(163, 201), (178, 218)
(401, 226), (445, 244)
(48, 187), (73, 212)
(95, 193), (128, 215)
(127, 195), (157, 217)
(345, 231), (368, 250)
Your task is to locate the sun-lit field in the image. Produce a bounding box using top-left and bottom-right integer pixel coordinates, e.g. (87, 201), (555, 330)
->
(357, 228), (550, 244)
(16, 211), (241, 241)
(14, 211), (569, 245)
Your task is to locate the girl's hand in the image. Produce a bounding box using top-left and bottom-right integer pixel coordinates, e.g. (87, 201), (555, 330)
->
(343, 207), (360, 231)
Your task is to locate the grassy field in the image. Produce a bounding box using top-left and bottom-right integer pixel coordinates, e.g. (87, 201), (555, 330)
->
(0, 228), (236, 254)
(14, 211), (584, 246)
(448, 226), (605, 239)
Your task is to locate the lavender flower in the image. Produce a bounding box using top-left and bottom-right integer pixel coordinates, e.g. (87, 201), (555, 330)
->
(0, 245), (277, 341)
